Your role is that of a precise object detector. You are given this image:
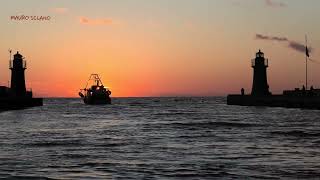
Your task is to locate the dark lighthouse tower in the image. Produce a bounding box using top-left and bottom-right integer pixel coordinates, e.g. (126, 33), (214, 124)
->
(10, 51), (27, 97)
(251, 50), (271, 96)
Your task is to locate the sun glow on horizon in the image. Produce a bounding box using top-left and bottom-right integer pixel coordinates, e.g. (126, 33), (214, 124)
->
(0, 0), (319, 97)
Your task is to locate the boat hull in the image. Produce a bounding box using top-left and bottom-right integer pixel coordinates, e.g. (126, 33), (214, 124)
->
(83, 97), (111, 105)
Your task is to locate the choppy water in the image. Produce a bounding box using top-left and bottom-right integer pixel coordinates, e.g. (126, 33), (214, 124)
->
(0, 97), (320, 179)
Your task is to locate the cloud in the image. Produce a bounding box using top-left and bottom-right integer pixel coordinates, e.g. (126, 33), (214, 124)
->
(51, 7), (68, 14)
(255, 33), (313, 55)
(265, 0), (287, 8)
(289, 41), (312, 54)
(79, 16), (115, 26)
(256, 34), (288, 41)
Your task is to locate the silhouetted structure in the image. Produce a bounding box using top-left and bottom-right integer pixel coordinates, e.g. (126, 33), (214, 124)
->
(227, 50), (320, 109)
(79, 74), (111, 105)
(0, 51), (42, 110)
(241, 88), (244, 96)
(251, 50), (271, 96)
(10, 52), (27, 97)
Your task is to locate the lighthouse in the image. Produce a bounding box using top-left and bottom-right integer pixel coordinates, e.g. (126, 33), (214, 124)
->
(251, 50), (271, 96)
(10, 51), (27, 97)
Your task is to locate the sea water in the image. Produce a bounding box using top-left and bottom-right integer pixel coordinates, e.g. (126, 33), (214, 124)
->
(0, 97), (320, 179)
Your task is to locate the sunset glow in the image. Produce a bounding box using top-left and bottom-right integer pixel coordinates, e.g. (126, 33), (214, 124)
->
(0, 0), (319, 97)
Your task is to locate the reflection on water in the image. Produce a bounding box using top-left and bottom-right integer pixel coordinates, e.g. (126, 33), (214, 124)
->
(0, 97), (320, 179)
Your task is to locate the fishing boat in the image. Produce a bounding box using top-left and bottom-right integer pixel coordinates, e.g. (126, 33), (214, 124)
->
(79, 74), (111, 105)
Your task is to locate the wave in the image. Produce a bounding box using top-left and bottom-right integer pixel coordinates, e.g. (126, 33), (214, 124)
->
(270, 130), (320, 137)
(167, 121), (257, 128)
(5, 175), (57, 180)
(94, 142), (129, 147)
(27, 139), (84, 147)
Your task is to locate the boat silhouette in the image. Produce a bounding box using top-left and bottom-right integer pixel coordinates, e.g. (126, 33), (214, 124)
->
(79, 74), (111, 105)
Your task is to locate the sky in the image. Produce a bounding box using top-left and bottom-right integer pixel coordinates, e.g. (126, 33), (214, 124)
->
(0, 0), (319, 97)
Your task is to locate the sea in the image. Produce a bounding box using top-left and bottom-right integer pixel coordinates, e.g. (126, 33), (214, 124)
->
(0, 97), (320, 179)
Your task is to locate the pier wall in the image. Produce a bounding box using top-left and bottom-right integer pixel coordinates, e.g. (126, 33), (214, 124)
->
(0, 98), (43, 110)
(227, 95), (320, 109)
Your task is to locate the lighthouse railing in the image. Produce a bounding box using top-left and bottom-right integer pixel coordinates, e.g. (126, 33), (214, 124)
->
(9, 60), (27, 69)
(251, 58), (268, 67)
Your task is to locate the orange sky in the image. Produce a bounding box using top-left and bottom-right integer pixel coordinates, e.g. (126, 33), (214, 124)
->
(0, 0), (319, 97)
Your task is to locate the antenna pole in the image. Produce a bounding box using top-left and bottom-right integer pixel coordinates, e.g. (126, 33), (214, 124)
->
(9, 49), (12, 69)
(8, 49), (12, 85)
(305, 35), (308, 90)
